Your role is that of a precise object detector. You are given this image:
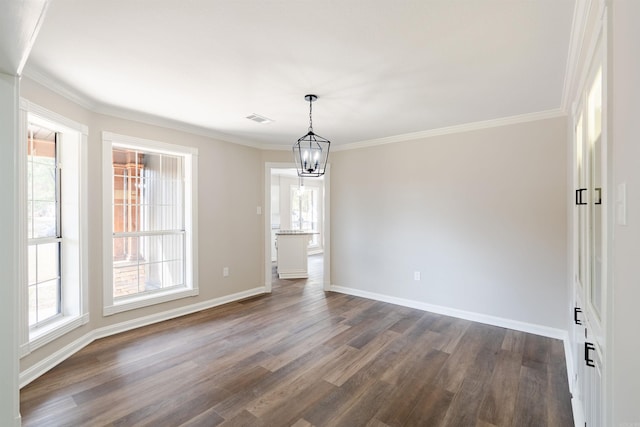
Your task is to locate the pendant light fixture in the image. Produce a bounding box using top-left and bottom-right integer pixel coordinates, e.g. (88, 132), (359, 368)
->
(293, 94), (330, 177)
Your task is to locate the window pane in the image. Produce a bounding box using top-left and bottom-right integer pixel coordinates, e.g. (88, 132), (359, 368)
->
(27, 122), (62, 328)
(32, 201), (57, 238)
(28, 285), (37, 326)
(143, 152), (163, 173)
(588, 67), (602, 142)
(37, 242), (60, 282)
(28, 242), (61, 327)
(143, 261), (162, 290)
(28, 279), (60, 327)
(37, 279), (60, 322)
(27, 161), (33, 200)
(163, 206), (180, 230)
(111, 143), (188, 300)
(28, 123), (59, 240)
(163, 261), (184, 287)
(113, 264), (140, 298)
(28, 245), (36, 285)
(32, 162), (56, 202)
(140, 235), (162, 263)
(123, 203), (141, 233)
(163, 234), (184, 262)
(27, 201), (34, 239)
(113, 204), (125, 233)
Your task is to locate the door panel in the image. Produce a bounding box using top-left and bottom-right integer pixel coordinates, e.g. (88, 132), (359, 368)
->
(572, 26), (606, 427)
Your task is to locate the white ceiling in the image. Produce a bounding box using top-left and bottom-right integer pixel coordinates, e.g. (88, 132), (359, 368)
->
(24, 0), (576, 149)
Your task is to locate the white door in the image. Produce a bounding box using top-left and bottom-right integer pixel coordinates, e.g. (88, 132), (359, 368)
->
(572, 24), (606, 427)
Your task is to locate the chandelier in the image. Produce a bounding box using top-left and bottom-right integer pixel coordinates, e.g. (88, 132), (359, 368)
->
(293, 94), (330, 177)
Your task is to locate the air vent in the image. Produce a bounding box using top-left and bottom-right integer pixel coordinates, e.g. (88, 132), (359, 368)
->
(246, 113), (273, 124)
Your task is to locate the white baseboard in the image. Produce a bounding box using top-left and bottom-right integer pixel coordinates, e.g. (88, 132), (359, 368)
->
(563, 334), (585, 427)
(329, 285), (568, 340)
(94, 286), (267, 340)
(572, 395), (586, 427)
(19, 286), (267, 388)
(19, 331), (95, 388)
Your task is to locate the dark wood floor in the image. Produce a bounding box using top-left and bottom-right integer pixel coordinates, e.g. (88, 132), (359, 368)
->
(20, 255), (573, 426)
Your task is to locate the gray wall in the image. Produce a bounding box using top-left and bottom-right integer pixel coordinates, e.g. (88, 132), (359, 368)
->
(330, 117), (568, 329)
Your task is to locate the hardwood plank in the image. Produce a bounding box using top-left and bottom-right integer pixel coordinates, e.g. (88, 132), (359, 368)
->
(547, 339), (575, 427)
(404, 386), (455, 427)
(375, 348), (450, 426)
(387, 309), (423, 334)
(440, 345), (500, 427)
(20, 257), (573, 427)
(300, 331), (412, 426)
(258, 322), (351, 372)
(330, 379), (394, 427)
(212, 344), (337, 420)
(323, 329), (400, 386)
(477, 349), (523, 426)
(511, 365), (549, 426)
(178, 408), (226, 427)
(250, 379), (336, 426)
(501, 329), (526, 353)
(216, 410), (262, 427)
(522, 333), (551, 367)
(433, 323), (503, 393)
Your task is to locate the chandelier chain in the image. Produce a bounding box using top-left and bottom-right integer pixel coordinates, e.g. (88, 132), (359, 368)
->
(308, 99), (313, 132)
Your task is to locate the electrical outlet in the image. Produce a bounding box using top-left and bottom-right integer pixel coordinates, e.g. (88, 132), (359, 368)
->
(413, 271), (421, 281)
(223, 267), (229, 277)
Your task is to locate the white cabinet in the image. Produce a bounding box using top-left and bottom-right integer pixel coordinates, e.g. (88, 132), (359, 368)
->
(276, 231), (314, 279)
(571, 12), (607, 426)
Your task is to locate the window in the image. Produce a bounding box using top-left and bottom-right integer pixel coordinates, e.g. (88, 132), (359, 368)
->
(27, 123), (61, 327)
(290, 184), (320, 249)
(20, 100), (89, 353)
(102, 132), (198, 315)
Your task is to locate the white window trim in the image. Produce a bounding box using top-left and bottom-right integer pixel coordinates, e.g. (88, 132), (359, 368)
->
(19, 99), (90, 356)
(102, 131), (199, 316)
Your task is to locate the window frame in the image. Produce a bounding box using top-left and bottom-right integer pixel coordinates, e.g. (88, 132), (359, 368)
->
(102, 132), (198, 315)
(19, 100), (89, 355)
(27, 123), (62, 327)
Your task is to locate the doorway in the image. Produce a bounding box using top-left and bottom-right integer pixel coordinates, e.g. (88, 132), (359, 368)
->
(264, 163), (330, 292)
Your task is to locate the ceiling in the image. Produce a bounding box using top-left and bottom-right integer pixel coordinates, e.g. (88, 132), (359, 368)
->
(24, 0), (576, 149)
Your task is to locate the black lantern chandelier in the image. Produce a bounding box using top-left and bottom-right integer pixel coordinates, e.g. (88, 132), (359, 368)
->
(293, 94), (330, 177)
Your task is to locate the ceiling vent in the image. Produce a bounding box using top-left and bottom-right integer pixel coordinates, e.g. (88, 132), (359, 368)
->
(246, 113), (273, 124)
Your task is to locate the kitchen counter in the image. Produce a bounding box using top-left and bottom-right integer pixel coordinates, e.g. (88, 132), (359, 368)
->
(275, 231), (316, 279)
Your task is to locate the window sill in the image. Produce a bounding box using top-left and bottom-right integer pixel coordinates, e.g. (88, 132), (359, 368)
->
(104, 287), (199, 316)
(24, 313), (90, 357)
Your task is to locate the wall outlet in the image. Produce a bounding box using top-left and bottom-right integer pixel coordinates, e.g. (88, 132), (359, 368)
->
(223, 267), (229, 277)
(257, 206), (262, 215)
(413, 271), (421, 281)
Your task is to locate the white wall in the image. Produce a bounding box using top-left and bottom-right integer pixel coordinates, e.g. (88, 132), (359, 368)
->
(0, 72), (21, 426)
(610, 0), (640, 424)
(331, 117), (568, 330)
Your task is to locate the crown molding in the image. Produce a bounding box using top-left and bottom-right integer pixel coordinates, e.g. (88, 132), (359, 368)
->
(23, 65), (567, 153)
(92, 103), (264, 149)
(23, 65), (99, 111)
(22, 65), (264, 149)
(332, 109), (566, 152)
